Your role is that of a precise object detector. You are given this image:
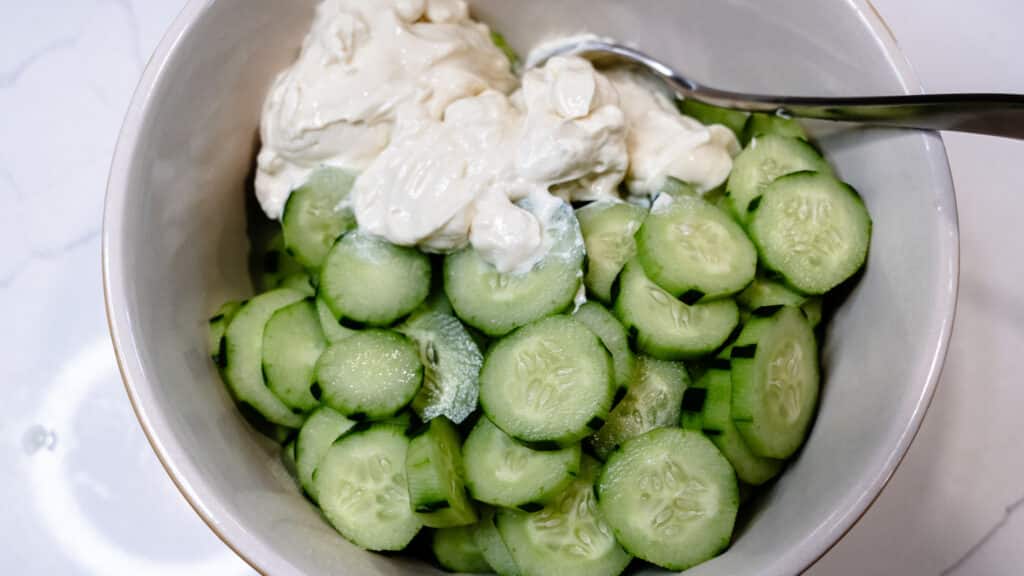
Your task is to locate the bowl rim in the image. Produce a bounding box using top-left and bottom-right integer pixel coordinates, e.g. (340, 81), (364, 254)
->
(101, 1), (960, 574)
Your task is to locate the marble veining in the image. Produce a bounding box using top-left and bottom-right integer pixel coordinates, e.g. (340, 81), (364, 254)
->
(0, 0), (1020, 575)
(942, 493), (1024, 575)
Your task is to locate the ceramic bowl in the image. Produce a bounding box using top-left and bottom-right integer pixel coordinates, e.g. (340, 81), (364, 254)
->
(103, 0), (959, 574)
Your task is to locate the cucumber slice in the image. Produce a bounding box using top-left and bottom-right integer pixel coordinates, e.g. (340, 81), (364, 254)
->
(636, 194), (757, 301)
(474, 507), (521, 576)
(749, 171), (872, 295)
(681, 351), (729, 434)
(737, 276), (823, 327)
(698, 367), (785, 485)
(406, 417), (477, 528)
(657, 176), (698, 199)
(480, 316), (614, 444)
(433, 525), (491, 574)
(399, 312), (483, 424)
(463, 417), (580, 509)
(497, 456), (632, 576)
(736, 276), (806, 309)
(208, 300), (242, 367)
(587, 356), (688, 460)
(444, 198), (584, 336)
(421, 280), (455, 316)
(685, 359), (732, 435)
(596, 428), (739, 570)
(223, 288), (307, 428)
(801, 297), (823, 328)
(730, 306), (820, 458)
(677, 99), (749, 138)
(278, 273), (315, 296)
(741, 112), (807, 145)
(575, 201), (647, 304)
(315, 297), (356, 343)
(319, 231), (432, 326)
(262, 299), (326, 412)
(725, 134), (831, 223)
(572, 301), (636, 390)
(315, 330), (423, 420)
(258, 230), (306, 291)
(614, 260), (739, 360)
(281, 167), (357, 269)
(281, 438), (299, 486)
(315, 423), (422, 550)
(491, 30), (519, 67)
(296, 406), (355, 501)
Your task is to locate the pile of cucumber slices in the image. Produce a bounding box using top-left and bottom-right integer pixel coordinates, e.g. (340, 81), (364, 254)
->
(208, 107), (871, 575)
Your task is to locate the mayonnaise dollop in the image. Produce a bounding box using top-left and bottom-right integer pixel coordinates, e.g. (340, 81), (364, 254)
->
(605, 69), (740, 196)
(255, 0), (516, 218)
(353, 54), (627, 273)
(255, 0), (740, 272)
(517, 56), (627, 202)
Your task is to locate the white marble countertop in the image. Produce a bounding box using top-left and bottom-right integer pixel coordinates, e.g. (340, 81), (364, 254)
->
(1, 1), (1020, 574)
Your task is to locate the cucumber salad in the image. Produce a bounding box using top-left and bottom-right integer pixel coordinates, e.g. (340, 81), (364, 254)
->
(208, 1), (871, 574)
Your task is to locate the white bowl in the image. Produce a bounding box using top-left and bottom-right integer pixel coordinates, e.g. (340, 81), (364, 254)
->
(103, 1), (959, 574)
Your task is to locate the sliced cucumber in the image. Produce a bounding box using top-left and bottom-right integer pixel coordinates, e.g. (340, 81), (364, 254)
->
(684, 359), (732, 435)
(282, 437), (298, 482)
(749, 171), (872, 294)
(315, 297), (356, 343)
(801, 297), (823, 328)
(258, 230), (306, 291)
(406, 417), (477, 528)
(223, 288), (307, 428)
(296, 406), (355, 501)
(731, 306), (820, 458)
(315, 330), (423, 420)
(474, 507), (521, 576)
(575, 201), (646, 304)
(587, 356), (688, 460)
(614, 260), (739, 360)
(491, 30), (519, 67)
(433, 525), (491, 574)
(281, 167), (357, 269)
(657, 176), (698, 199)
(319, 231), (432, 326)
(399, 312), (483, 424)
(315, 423), (422, 551)
(463, 417), (580, 509)
(573, 302), (636, 390)
(278, 273), (315, 296)
(737, 276), (823, 327)
(741, 112), (807, 145)
(636, 194), (757, 301)
(736, 276), (806, 309)
(725, 134), (831, 223)
(421, 279), (455, 316)
(444, 198), (584, 336)
(497, 456), (632, 576)
(597, 428), (738, 570)
(678, 99), (749, 138)
(480, 316), (614, 444)
(262, 299), (326, 412)
(697, 367), (785, 485)
(208, 300), (242, 368)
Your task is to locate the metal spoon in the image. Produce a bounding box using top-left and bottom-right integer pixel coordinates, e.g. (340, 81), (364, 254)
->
(530, 38), (1024, 139)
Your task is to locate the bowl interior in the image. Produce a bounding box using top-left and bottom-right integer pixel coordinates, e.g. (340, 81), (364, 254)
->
(104, 1), (957, 575)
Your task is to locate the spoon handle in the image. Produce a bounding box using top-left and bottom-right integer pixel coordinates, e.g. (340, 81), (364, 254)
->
(692, 89), (1024, 139)
(569, 42), (1024, 139)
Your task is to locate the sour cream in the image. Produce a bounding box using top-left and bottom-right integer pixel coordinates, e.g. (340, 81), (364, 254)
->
(254, 0), (515, 219)
(255, 0), (739, 273)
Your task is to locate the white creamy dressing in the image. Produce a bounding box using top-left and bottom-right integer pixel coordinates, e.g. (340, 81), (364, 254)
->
(255, 0), (740, 272)
(255, 0), (515, 219)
